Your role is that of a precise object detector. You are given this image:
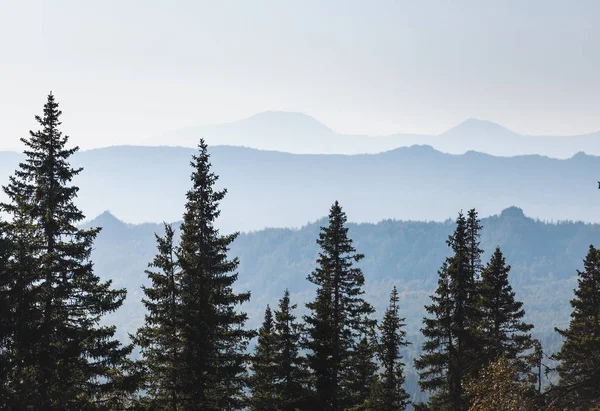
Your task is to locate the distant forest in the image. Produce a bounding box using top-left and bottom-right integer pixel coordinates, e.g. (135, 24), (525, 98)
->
(1, 94), (598, 410)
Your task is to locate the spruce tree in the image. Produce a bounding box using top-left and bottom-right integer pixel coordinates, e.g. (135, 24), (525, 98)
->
(415, 211), (482, 411)
(177, 139), (254, 410)
(373, 286), (410, 411)
(249, 305), (278, 411)
(479, 247), (536, 374)
(0, 93), (136, 409)
(273, 289), (309, 411)
(133, 224), (183, 410)
(552, 245), (600, 409)
(303, 201), (374, 411)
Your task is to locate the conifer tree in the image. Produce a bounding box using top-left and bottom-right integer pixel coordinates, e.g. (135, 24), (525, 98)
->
(0, 93), (136, 409)
(552, 245), (600, 409)
(249, 305), (279, 411)
(344, 331), (378, 411)
(415, 211), (483, 411)
(479, 247), (536, 374)
(373, 286), (410, 411)
(177, 139), (254, 410)
(273, 289), (309, 411)
(133, 224), (183, 410)
(303, 201), (374, 411)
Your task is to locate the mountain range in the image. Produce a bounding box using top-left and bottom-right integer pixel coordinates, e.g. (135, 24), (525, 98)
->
(145, 111), (600, 158)
(1, 144), (599, 231)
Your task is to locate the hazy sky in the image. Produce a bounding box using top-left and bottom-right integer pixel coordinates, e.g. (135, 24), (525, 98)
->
(1, 0), (599, 150)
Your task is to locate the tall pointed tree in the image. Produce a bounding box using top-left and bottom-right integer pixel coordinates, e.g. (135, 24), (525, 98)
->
(273, 289), (309, 411)
(177, 139), (254, 410)
(0, 93), (136, 409)
(552, 245), (600, 409)
(249, 305), (278, 411)
(133, 223), (183, 410)
(303, 201), (374, 411)
(415, 210), (483, 411)
(373, 286), (411, 411)
(479, 247), (536, 375)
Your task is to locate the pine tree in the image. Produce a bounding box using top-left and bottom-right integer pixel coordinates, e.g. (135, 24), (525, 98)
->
(133, 223), (183, 410)
(303, 201), (375, 411)
(177, 139), (254, 410)
(552, 245), (600, 409)
(479, 247), (536, 375)
(415, 211), (483, 411)
(249, 305), (279, 411)
(273, 289), (309, 411)
(0, 93), (136, 409)
(373, 286), (410, 411)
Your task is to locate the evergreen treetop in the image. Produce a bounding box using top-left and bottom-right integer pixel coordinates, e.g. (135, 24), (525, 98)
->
(0, 93), (136, 409)
(552, 245), (600, 409)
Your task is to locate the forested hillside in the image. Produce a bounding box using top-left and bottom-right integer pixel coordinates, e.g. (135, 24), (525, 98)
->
(87, 205), (599, 404)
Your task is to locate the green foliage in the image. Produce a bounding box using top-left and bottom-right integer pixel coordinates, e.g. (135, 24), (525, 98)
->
(551, 245), (600, 409)
(372, 286), (411, 411)
(303, 201), (375, 411)
(273, 289), (310, 411)
(249, 305), (279, 411)
(0, 93), (136, 409)
(415, 209), (484, 411)
(478, 247), (537, 378)
(133, 224), (184, 409)
(175, 139), (254, 410)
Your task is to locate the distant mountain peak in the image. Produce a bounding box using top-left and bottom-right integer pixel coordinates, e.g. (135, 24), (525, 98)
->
(440, 118), (520, 139)
(500, 206), (526, 219)
(85, 210), (125, 228)
(231, 110), (334, 135)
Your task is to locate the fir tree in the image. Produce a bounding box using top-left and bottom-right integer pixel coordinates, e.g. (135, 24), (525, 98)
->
(303, 201), (374, 411)
(249, 305), (279, 411)
(177, 139), (254, 410)
(373, 286), (410, 411)
(0, 93), (136, 409)
(552, 245), (600, 409)
(479, 247), (536, 375)
(133, 223), (183, 410)
(415, 211), (483, 411)
(273, 289), (309, 411)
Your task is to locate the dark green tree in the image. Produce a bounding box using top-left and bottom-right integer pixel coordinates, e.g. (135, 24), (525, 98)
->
(344, 331), (378, 411)
(479, 247), (536, 375)
(415, 211), (483, 411)
(303, 201), (375, 411)
(372, 286), (410, 411)
(133, 224), (183, 410)
(273, 289), (309, 411)
(0, 93), (136, 409)
(551, 245), (600, 409)
(249, 305), (278, 411)
(177, 139), (254, 410)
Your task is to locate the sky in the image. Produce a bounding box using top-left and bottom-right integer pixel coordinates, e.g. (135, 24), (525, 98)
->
(0, 0), (599, 150)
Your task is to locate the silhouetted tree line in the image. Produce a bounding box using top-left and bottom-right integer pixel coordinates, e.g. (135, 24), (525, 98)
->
(0, 94), (598, 410)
